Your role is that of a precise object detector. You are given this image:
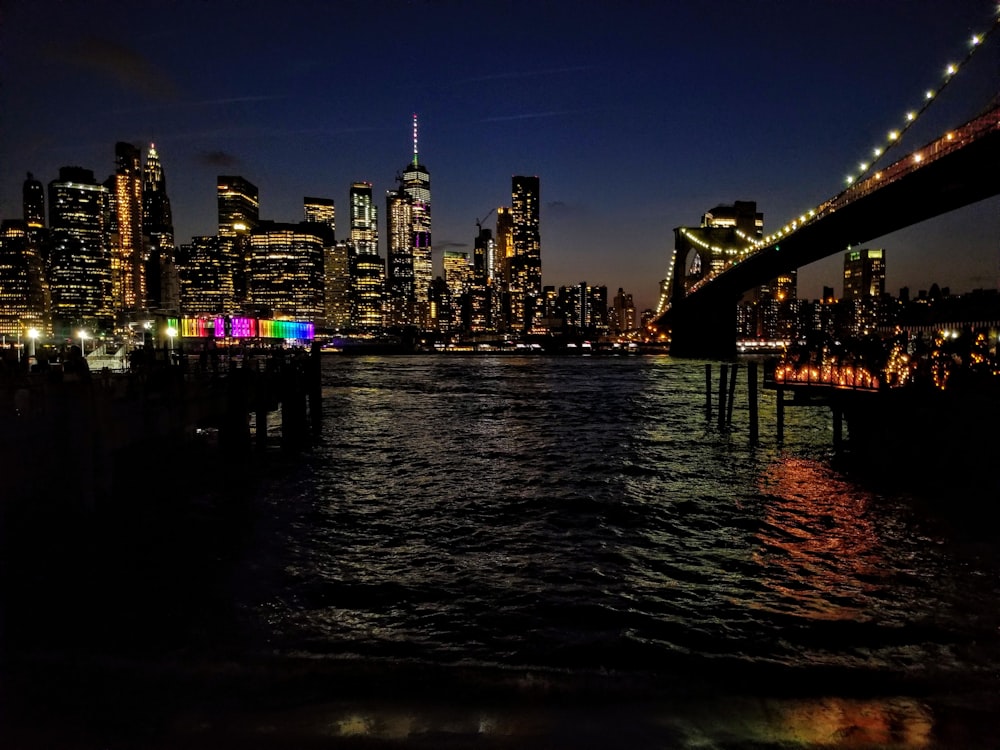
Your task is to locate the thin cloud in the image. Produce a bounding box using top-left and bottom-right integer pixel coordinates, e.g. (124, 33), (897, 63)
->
(479, 111), (572, 123)
(54, 36), (180, 101)
(453, 66), (594, 85)
(197, 150), (242, 168)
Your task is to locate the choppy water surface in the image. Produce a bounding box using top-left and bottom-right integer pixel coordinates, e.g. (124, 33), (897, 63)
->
(239, 356), (1000, 691)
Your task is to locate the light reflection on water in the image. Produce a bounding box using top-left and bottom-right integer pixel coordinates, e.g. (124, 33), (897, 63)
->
(246, 355), (1000, 696)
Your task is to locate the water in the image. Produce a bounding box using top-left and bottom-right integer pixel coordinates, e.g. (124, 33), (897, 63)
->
(5, 354), (1000, 747)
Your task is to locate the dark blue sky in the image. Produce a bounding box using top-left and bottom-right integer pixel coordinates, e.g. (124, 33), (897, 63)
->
(2, 0), (997, 312)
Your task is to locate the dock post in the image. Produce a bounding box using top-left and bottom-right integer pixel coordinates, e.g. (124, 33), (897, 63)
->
(748, 362), (759, 446)
(308, 341), (322, 435)
(776, 386), (785, 442)
(705, 364), (712, 419)
(254, 366), (268, 450)
(717, 364), (728, 430)
(726, 363), (738, 426)
(833, 402), (843, 449)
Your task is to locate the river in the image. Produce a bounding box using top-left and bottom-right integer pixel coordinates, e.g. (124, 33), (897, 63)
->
(3, 354), (999, 747)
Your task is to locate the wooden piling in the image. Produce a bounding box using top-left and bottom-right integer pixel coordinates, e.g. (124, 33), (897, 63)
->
(726, 363), (738, 426)
(718, 364), (728, 429)
(776, 386), (785, 442)
(705, 363), (712, 418)
(749, 362), (759, 446)
(833, 403), (843, 449)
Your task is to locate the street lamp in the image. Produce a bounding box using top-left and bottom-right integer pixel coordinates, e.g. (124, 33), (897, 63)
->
(27, 327), (39, 360)
(166, 326), (177, 358)
(78, 329), (88, 355)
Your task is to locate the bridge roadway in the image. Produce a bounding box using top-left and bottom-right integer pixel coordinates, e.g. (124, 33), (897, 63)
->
(661, 104), (1000, 359)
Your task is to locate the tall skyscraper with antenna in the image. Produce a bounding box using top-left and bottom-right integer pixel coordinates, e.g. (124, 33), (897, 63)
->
(401, 114), (431, 328)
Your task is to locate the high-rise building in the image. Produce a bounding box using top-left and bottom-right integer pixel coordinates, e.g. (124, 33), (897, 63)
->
(218, 175), (259, 310)
(324, 240), (351, 330)
(510, 175), (541, 334)
(143, 143), (177, 312)
(386, 115), (432, 329)
(842, 247), (886, 336)
(385, 186), (415, 326)
(495, 206), (514, 331)
(469, 225), (497, 333)
(23, 173), (45, 230)
(48, 167), (112, 331)
(248, 222), (325, 321)
(304, 196), (336, 236)
(178, 235), (233, 315)
(0, 220), (50, 337)
(402, 114), (432, 328)
(111, 141), (146, 317)
(843, 248), (886, 300)
(611, 287), (636, 334)
(349, 182), (384, 330)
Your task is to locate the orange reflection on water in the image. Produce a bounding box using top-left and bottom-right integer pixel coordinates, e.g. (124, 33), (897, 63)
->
(752, 457), (889, 621)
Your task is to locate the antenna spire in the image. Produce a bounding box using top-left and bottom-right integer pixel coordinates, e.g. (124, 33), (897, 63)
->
(412, 113), (419, 167)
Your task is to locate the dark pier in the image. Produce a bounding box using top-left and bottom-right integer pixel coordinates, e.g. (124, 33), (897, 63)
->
(0, 344), (323, 511)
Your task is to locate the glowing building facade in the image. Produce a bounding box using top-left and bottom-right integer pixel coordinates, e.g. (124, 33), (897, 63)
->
(217, 175), (259, 311)
(348, 182), (384, 330)
(248, 222), (325, 321)
(48, 167), (111, 330)
(510, 175), (541, 333)
(111, 141), (146, 316)
(0, 219), (49, 337)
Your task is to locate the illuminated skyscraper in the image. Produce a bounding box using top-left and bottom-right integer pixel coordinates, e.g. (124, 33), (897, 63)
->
(111, 141), (145, 317)
(510, 175), (541, 333)
(611, 288), (636, 334)
(178, 236), (232, 315)
(218, 175), (259, 311)
(143, 143), (177, 312)
(349, 182), (384, 330)
(386, 115), (432, 329)
(401, 114), (431, 328)
(843, 247), (886, 336)
(248, 222), (325, 321)
(48, 167), (111, 330)
(324, 240), (351, 330)
(304, 197), (336, 236)
(495, 206), (513, 331)
(0, 220), (49, 337)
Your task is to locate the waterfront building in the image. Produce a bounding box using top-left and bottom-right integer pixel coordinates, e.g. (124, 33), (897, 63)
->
(47, 167), (112, 331)
(510, 175), (541, 334)
(0, 219), (50, 337)
(218, 175), (259, 311)
(385, 185), (415, 327)
(349, 182), (384, 330)
(248, 222), (325, 321)
(443, 250), (472, 331)
(143, 143), (178, 313)
(495, 206), (514, 332)
(324, 240), (351, 331)
(177, 235), (233, 315)
(843, 248), (886, 336)
(611, 287), (636, 334)
(557, 282), (608, 334)
(468, 224), (497, 333)
(110, 142), (146, 318)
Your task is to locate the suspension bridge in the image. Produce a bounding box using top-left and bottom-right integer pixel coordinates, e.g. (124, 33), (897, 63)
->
(655, 15), (1000, 358)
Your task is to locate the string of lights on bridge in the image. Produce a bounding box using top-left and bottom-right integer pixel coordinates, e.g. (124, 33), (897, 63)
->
(658, 9), (1000, 314)
(767, 10), (999, 248)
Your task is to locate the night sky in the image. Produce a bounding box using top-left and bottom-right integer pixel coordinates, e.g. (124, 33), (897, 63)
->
(1, 0), (997, 313)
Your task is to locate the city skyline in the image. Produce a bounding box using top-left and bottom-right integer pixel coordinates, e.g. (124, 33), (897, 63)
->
(1, 1), (998, 313)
